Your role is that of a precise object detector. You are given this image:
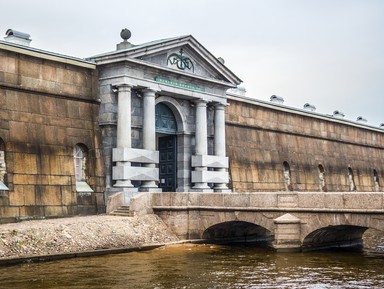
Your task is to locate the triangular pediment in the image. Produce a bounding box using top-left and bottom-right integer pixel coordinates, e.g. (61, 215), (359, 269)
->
(93, 35), (242, 86)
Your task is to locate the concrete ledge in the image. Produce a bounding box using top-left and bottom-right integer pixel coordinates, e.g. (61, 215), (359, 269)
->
(149, 192), (384, 211)
(0, 243), (164, 267)
(151, 205), (384, 214)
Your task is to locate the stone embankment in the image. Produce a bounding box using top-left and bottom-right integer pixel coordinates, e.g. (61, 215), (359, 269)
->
(0, 214), (179, 261)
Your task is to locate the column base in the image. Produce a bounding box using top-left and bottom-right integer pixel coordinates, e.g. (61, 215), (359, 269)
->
(214, 183), (231, 192)
(114, 180), (134, 188)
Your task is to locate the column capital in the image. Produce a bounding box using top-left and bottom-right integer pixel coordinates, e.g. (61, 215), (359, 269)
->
(194, 99), (208, 106)
(214, 102), (228, 110)
(142, 88), (158, 97)
(113, 83), (132, 93)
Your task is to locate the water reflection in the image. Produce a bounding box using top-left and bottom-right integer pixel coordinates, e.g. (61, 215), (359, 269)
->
(1, 242), (384, 289)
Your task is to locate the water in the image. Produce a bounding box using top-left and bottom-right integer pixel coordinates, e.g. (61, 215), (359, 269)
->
(1, 230), (384, 289)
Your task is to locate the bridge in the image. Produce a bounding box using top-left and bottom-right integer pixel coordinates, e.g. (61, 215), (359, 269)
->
(125, 191), (384, 251)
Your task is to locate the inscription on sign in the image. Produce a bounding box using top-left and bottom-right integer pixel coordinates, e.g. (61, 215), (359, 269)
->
(155, 77), (205, 92)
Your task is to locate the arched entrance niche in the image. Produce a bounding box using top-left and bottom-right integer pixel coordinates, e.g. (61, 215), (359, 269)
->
(155, 97), (189, 192)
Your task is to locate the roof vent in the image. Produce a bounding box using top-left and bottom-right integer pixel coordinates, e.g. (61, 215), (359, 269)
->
(116, 28), (134, 50)
(270, 95), (284, 104)
(303, 103), (316, 112)
(333, 110), (345, 118)
(356, 116), (367, 123)
(217, 57), (225, 64)
(380, 123), (384, 129)
(4, 29), (31, 46)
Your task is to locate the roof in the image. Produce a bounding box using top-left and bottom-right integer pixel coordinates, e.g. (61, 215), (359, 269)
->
(0, 40), (95, 69)
(89, 35), (242, 86)
(227, 93), (384, 133)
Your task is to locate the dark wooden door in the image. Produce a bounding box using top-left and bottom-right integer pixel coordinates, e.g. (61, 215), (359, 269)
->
(158, 136), (177, 192)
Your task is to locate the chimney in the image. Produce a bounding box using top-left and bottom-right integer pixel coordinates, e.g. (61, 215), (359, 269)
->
(4, 29), (31, 46)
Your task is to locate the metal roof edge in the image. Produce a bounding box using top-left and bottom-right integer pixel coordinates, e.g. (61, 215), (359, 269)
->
(227, 93), (384, 133)
(0, 40), (96, 69)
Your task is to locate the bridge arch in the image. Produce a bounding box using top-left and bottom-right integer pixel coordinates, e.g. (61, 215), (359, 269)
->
(301, 213), (384, 240)
(301, 213), (384, 250)
(302, 225), (368, 250)
(202, 221), (273, 244)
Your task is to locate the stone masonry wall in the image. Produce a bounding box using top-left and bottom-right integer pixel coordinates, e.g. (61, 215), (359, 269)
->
(226, 96), (384, 192)
(0, 48), (104, 222)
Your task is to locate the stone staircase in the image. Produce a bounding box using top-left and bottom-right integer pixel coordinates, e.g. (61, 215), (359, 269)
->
(109, 205), (135, 217)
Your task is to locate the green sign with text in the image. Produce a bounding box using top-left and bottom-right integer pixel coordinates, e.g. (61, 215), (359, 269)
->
(155, 77), (205, 92)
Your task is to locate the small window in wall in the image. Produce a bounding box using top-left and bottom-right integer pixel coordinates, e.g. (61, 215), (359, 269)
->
(74, 144), (93, 193)
(283, 161), (293, 191)
(0, 139), (9, 191)
(318, 164), (327, 192)
(347, 167), (356, 192)
(373, 169), (380, 192)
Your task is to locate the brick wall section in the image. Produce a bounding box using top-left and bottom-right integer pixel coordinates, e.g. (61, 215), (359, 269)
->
(0, 48), (104, 221)
(226, 96), (384, 192)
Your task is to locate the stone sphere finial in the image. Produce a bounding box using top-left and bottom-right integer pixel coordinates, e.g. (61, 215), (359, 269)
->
(120, 28), (131, 41)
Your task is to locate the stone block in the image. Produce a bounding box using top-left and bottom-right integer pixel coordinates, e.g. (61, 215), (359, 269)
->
(198, 193), (225, 207)
(44, 206), (66, 217)
(13, 153), (37, 174)
(191, 170), (229, 184)
(224, 193), (250, 207)
(298, 192), (325, 208)
(343, 193), (383, 210)
(113, 147), (159, 164)
(35, 185), (62, 206)
(113, 165), (159, 181)
(277, 193), (298, 208)
(249, 193), (278, 207)
(170, 192), (189, 206)
(191, 155), (228, 168)
(323, 193), (344, 209)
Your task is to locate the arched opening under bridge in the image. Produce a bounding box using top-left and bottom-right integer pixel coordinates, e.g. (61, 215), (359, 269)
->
(303, 225), (368, 251)
(202, 221), (274, 245)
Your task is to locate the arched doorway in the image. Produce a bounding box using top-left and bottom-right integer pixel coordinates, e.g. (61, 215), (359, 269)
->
(156, 103), (177, 191)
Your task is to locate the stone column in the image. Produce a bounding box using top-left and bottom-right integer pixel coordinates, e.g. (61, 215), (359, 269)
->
(192, 100), (210, 190)
(141, 88), (160, 191)
(114, 84), (133, 188)
(214, 103), (230, 191)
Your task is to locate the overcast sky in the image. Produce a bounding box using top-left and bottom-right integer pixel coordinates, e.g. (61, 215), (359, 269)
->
(1, 0), (383, 126)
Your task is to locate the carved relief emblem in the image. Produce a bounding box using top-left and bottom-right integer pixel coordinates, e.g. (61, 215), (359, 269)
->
(167, 48), (194, 72)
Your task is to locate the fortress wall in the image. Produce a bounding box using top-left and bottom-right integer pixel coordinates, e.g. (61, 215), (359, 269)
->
(226, 96), (384, 192)
(0, 48), (105, 221)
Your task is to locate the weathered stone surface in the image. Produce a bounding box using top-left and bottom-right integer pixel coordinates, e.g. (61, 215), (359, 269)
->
(0, 48), (104, 220)
(226, 97), (384, 192)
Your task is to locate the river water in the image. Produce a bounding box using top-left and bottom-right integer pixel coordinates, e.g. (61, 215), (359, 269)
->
(1, 229), (384, 289)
